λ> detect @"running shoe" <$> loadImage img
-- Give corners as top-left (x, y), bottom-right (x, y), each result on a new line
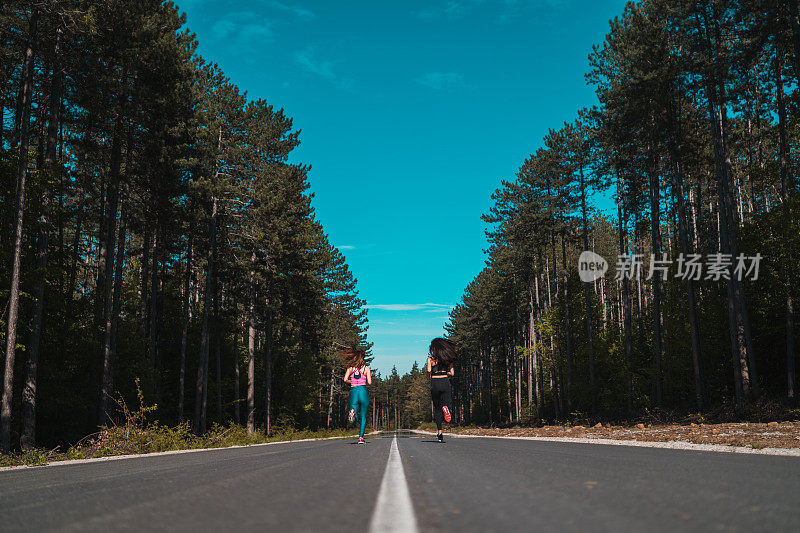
top-left (437, 433), bottom-right (444, 443)
top-left (442, 405), bottom-right (451, 423)
top-left (348, 408), bottom-right (355, 424)
top-left (358, 437), bottom-right (366, 444)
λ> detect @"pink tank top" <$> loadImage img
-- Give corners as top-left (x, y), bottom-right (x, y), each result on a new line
top-left (350, 366), bottom-right (367, 386)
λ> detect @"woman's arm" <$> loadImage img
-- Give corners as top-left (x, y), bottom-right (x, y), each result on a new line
top-left (448, 364), bottom-right (455, 377)
top-left (366, 366), bottom-right (372, 385)
top-left (426, 357), bottom-right (432, 374)
top-left (343, 367), bottom-right (352, 383)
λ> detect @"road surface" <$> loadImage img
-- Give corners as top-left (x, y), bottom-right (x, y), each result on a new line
top-left (1, 431), bottom-right (799, 532)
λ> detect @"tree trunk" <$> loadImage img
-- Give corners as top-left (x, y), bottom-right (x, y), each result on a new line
top-left (327, 367), bottom-right (335, 429)
top-left (1, 11), bottom-right (38, 453)
top-left (95, 122), bottom-right (124, 383)
top-left (156, 230), bottom-right (167, 387)
top-left (672, 125), bottom-right (706, 411)
top-left (709, 89), bottom-right (754, 399)
top-left (528, 286), bottom-right (535, 408)
top-left (776, 47), bottom-right (796, 401)
top-left (247, 255), bottom-right (256, 435)
top-left (194, 197), bottom-right (217, 434)
top-left (20, 203), bottom-right (47, 449)
top-left (178, 224), bottom-right (193, 423)
top-left (697, 6), bottom-right (758, 400)
top-left (140, 225), bottom-right (151, 335)
top-left (234, 300), bottom-right (241, 425)
top-left (690, 185), bottom-right (700, 253)
top-left (533, 272), bottom-right (543, 410)
top-left (0, 30), bottom-right (6, 146)
top-left (485, 341), bottom-right (493, 425)
top-left (264, 309), bottom-right (272, 435)
top-left (515, 325), bottom-right (522, 420)
top-left (789, 0), bottom-right (800, 82)
top-left (579, 162), bottom-right (596, 413)
top-left (148, 226), bottom-right (160, 370)
top-left (10, 66), bottom-right (25, 148)
top-left (20, 28), bottom-right (62, 449)
top-left (97, 93), bottom-right (128, 425)
top-left (543, 254), bottom-right (556, 417)
top-left (617, 168), bottom-right (634, 413)
top-left (214, 277), bottom-right (222, 423)
top-left (600, 273), bottom-right (607, 331)
top-left (560, 234), bottom-right (572, 412)
top-left (649, 144), bottom-right (664, 409)
top-left (99, 195), bottom-right (127, 425)
top-left (504, 329), bottom-right (512, 423)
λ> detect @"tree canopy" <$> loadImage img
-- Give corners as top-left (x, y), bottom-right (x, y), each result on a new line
top-left (446, 0), bottom-right (800, 425)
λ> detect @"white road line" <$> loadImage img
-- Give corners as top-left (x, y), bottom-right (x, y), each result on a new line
top-left (369, 435), bottom-right (419, 533)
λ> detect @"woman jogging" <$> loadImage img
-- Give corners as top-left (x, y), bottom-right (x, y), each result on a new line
top-left (341, 344), bottom-right (371, 444)
top-left (427, 337), bottom-right (458, 443)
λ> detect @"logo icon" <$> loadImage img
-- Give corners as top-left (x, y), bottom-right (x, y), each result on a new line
top-left (578, 251), bottom-right (608, 282)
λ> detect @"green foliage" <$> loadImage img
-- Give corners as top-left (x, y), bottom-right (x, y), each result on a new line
top-left (0, 411), bottom-right (357, 469)
top-left (0, 0), bottom-right (368, 452)
top-left (446, 0), bottom-right (800, 425)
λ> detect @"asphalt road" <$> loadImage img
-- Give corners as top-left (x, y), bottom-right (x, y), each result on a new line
top-left (2, 431), bottom-right (799, 532)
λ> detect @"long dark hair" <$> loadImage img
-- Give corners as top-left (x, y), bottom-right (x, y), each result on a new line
top-left (338, 343), bottom-right (366, 369)
top-left (429, 337), bottom-right (459, 366)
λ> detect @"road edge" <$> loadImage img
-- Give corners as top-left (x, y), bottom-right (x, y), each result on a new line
top-left (0, 432), bottom-right (369, 472)
top-left (410, 430), bottom-right (800, 457)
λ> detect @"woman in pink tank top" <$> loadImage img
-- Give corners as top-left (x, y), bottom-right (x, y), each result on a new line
top-left (341, 344), bottom-right (371, 444)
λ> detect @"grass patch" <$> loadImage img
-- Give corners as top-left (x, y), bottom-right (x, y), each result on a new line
top-left (0, 423), bottom-right (357, 468)
top-left (1, 381), bottom-right (356, 468)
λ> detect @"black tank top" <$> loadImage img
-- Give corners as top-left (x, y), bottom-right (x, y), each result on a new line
top-left (431, 360), bottom-right (449, 376)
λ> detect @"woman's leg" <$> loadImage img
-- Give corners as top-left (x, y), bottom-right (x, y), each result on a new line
top-left (441, 380), bottom-right (453, 421)
top-left (348, 387), bottom-right (358, 412)
top-left (431, 384), bottom-right (443, 432)
top-left (358, 388), bottom-right (370, 438)
top-left (441, 379), bottom-right (453, 424)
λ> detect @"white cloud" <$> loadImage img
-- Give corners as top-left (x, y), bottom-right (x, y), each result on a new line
top-left (415, 72), bottom-right (466, 90)
top-left (336, 245), bottom-right (356, 250)
top-left (211, 12), bottom-right (273, 43)
top-left (211, 19), bottom-right (235, 39)
top-left (417, 0), bottom-right (483, 20)
top-left (267, 1), bottom-right (316, 19)
top-left (367, 304), bottom-right (427, 311)
top-left (294, 46), bottom-right (354, 89)
top-left (415, 0), bottom-right (571, 24)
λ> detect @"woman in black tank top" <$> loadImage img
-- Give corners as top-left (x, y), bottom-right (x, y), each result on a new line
top-left (430, 360), bottom-right (449, 376)
top-left (426, 338), bottom-right (459, 443)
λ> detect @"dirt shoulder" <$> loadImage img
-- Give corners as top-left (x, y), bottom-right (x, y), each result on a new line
top-left (434, 421), bottom-right (800, 449)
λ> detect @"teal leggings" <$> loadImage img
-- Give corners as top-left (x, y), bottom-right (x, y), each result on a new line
top-left (349, 385), bottom-right (370, 438)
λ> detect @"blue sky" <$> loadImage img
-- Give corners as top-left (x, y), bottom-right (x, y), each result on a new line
top-left (178, 0), bottom-right (627, 375)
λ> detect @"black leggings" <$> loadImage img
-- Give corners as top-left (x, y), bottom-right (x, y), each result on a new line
top-left (431, 377), bottom-right (452, 431)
